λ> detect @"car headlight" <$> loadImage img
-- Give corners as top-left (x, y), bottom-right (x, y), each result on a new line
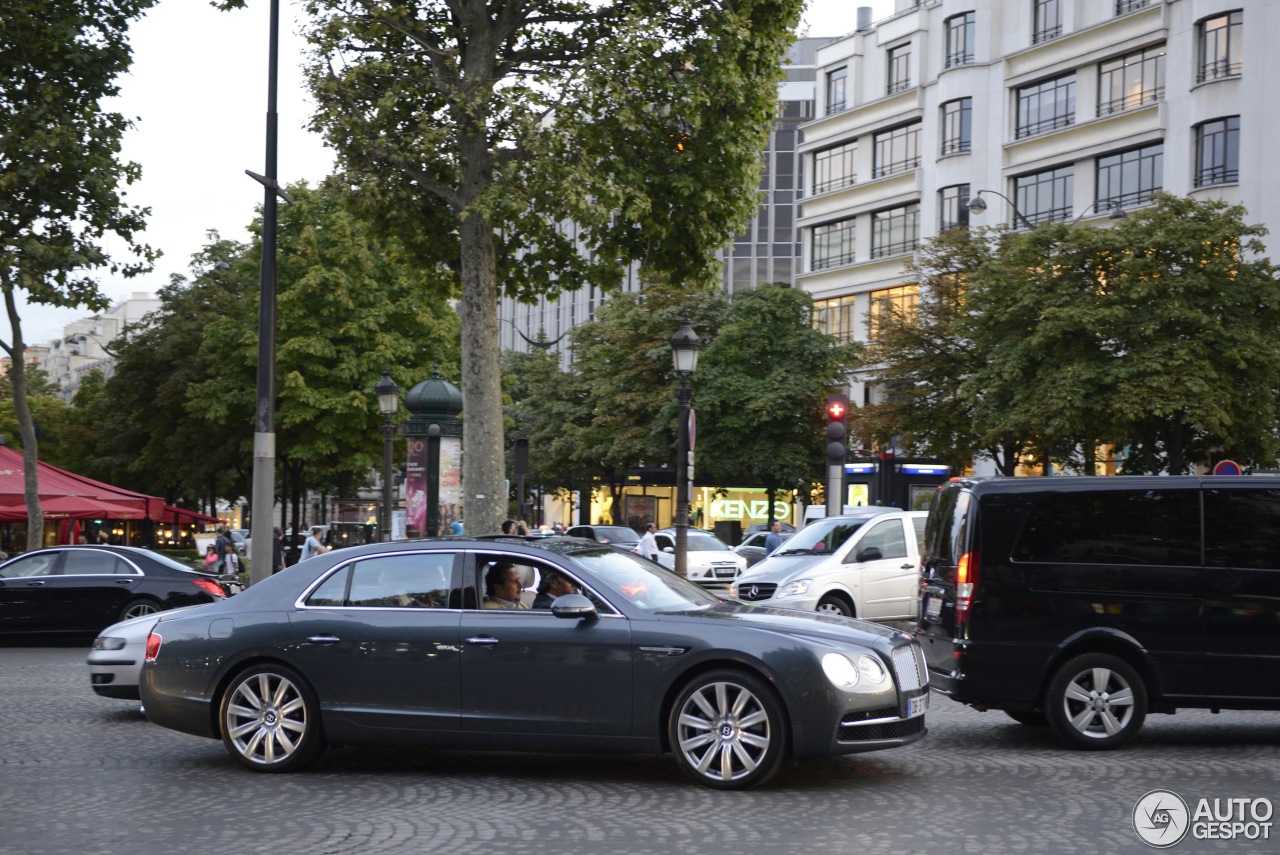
top-left (777, 578), bottom-right (812, 598)
top-left (858, 654), bottom-right (888, 684)
top-left (822, 653), bottom-right (859, 690)
top-left (92, 637), bottom-right (127, 651)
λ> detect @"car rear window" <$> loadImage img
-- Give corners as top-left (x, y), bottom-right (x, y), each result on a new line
top-left (923, 485), bottom-right (968, 568)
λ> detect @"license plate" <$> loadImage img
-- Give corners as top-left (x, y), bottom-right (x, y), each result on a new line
top-left (713, 567), bottom-right (737, 577)
top-left (925, 596), bottom-right (942, 619)
top-left (907, 693), bottom-right (929, 718)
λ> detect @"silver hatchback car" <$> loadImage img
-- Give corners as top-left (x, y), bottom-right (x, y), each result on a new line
top-left (729, 510), bottom-right (927, 622)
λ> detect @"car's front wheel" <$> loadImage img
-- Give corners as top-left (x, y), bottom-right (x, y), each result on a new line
top-left (815, 595), bottom-right (852, 617)
top-left (1045, 653), bottom-right (1147, 750)
top-left (219, 663), bottom-right (324, 772)
top-left (668, 669), bottom-right (787, 789)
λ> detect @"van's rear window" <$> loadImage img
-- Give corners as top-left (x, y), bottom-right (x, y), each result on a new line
top-left (1011, 490), bottom-right (1200, 566)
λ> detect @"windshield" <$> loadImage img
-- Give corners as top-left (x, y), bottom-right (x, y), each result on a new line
top-left (569, 549), bottom-right (722, 612)
top-left (685, 533), bottom-right (732, 552)
top-left (776, 517), bottom-right (877, 557)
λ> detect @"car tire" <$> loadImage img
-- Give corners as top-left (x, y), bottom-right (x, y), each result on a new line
top-left (1045, 653), bottom-right (1147, 750)
top-left (815, 595), bottom-right (852, 618)
top-left (219, 663), bottom-right (324, 772)
top-left (1003, 709), bottom-right (1048, 727)
top-left (668, 669), bottom-right (788, 790)
top-left (119, 598), bottom-right (162, 622)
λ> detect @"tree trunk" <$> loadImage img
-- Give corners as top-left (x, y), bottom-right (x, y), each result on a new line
top-left (3, 288), bottom-right (42, 549)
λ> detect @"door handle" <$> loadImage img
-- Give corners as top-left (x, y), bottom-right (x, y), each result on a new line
top-left (465, 636), bottom-right (499, 647)
top-left (115, 579), bottom-right (134, 585)
top-left (306, 635), bottom-right (341, 645)
top-left (901, 564), bottom-right (915, 570)
top-left (25, 581), bottom-right (47, 586)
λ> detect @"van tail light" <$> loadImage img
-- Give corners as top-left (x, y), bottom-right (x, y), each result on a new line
top-left (145, 631), bottom-right (163, 663)
top-left (955, 551), bottom-right (979, 625)
top-left (192, 576), bottom-right (227, 598)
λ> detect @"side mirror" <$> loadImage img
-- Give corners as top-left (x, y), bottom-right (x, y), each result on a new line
top-left (662, 545), bottom-right (675, 554)
top-left (550, 593), bottom-right (598, 621)
top-left (857, 546), bottom-right (884, 563)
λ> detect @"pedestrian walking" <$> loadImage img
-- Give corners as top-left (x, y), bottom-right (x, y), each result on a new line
top-left (637, 523), bottom-right (659, 561)
top-left (299, 525), bottom-right (329, 562)
top-left (764, 520), bottom-right (784, 555)
top-left (272, 527), bottom-right (286, 574)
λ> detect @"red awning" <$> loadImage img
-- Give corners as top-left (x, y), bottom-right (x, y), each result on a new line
top-left (0, 495), bottom-right (148, 521)
top-left (162, 505), bottom-right (221, 526)
top-left (0, 446), bottom-right (165, 521)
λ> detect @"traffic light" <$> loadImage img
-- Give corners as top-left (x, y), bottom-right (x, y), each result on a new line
top-left (825, 395), bottom-right (848, 467)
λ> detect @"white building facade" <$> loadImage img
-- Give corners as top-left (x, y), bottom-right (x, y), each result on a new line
top-left (798, 0), bottom-right (1274, 411)
top-left (39, 292), bottom-right (160, 400)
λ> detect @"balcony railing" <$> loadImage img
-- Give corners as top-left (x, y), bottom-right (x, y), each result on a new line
top-left (1194, 165), bottom-right (1238, 187)
top-left (1015, 113), bottom-right (1075, 139)
top-left (1097, 86), bottom-right (1163, 117)
top-left (1115, 0), bottom-right (1149, 15)
top-left (1032, 24), bottom-right (1063, 45)
top-left (1196, 58), bottom-right (1241, 84)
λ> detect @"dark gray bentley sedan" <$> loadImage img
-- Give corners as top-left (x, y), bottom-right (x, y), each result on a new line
top-left (140, 536), bottom-right (928, 789)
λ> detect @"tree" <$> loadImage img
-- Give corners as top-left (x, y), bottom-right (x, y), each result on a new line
top-left (285, 0), bottom-right (804, 536)
top-left (1, 0), bottom-right (158, 545)
top-left (695, 284), bottom-right (861, 518)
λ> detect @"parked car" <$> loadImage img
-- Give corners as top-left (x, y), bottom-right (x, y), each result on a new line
top-left (563, 525), bottom-right (641, 550)
top-left (652, 529), bottom-right (748, 590)
top-left (729, 509), bottom-right (927, 621)
top-left (743, 521), bottom-right (797, 537)
top-left (919, 475), bottom-right (1280, 750)
top-left (89, 608), bottom-right (193, 701)
top-left (733, 529), bottom-right (794, 567)
top-left (0, 546), bottom-right (238, 639)
top-left (139, 537), bottom-right (929, 789)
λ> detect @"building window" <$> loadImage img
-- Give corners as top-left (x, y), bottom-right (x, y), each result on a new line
top-left (1015, 166), bottom-right (1073, 226)
top-left (1096, 143), bottom-right (1162, 211)
top-left (887, 44), bottom-right (912, 95)
top-left (1115, 0), bottom-right (1149, 15)
top-left (868, 285), bottom-right (919, 340)
top-left (939, 184), bottom-right (971, 231)
top-left (1198, 12), bottom-right (1242, 83)
top-left (827, 66), bottom-right (848, 114)
top-left (813, 295), bottom-right (859, 343)
top-left (1033, 0), bottom-right (1062, 44)
top-left (940, 98), bottom-right (972, 155)
top-left (812, 218), bottom-right (857, 271)
top-left (1016, 74), bottom-right (1075, 139)
top-left (1195, 117), bottom-right (1239, 187)
top-left (872, 123), bottom-right (921, 179)
top-left (870, 203), bottom-right (920, 259)
top-left (945, 12), bottom-right (975, 68)
top-left (813, 142), bottom-right (857, 195)
top-left (1098, 46), bottom-right (1165, 116)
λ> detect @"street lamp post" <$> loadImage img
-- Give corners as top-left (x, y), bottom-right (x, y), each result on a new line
top-left (669, 316), bottom-right (700, 580)
top-left (968, 190), bottom-right (1126, 229)
top-left (375, 369), bottom-right (400, 542)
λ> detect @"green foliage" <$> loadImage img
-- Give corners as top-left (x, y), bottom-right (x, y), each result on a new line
top-left (294, 0), bottom-right (804, 535)
top-left (872, 194), bottom-right (1280, 475)
top-left (695, 284), bottom-right (861, 495)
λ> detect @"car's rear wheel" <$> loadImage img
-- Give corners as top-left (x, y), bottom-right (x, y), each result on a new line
top-left (1045, 653), bottom-right (1147, 750)
top-left (816, 595), bottom-right (852, 618)
top-left (219, 663), bottom-right (324, 772)
top-left (119, 598), bottom-right (161, 622)
top-left (668, 669), bottom-right (787, 789)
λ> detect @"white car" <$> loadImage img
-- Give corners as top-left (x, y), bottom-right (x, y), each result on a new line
top-left (729, 509), bottom-right (927, 621)
top-left (652, 529), bottom-right (747, 591)
top-left (88, 607), bottom-right (195, 702)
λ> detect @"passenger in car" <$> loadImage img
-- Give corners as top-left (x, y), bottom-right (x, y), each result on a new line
top-left (482, 562), bottom-right (528, 609)
top-left (531, 569), bottom-right (577, 609)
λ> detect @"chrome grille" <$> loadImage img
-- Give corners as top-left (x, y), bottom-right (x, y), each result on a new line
top-left (892, 643), bottom-right (927, 692)
top-left (734, 582), bottom-right (777, 601)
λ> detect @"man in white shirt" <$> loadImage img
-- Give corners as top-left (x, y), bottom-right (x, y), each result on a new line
top-left (637, 523), bottom-right (659, 561)
top-left (299, 526), bottom-right (328, 562)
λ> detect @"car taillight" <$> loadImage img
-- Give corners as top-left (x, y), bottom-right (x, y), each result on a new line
top-left (192, 576), bottom-right (226, 598)
top-left (145, 631), bottom-right (162, 662)
top-left (955, 551), bottom-right (979, 624)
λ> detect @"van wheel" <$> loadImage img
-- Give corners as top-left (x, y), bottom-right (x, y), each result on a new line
top-left (1045, 653), bottom-right (1147, 750)
top-left (816, 595), bottom-right (852, 618)
top-left (1004, 709), bottom-right (1048, 727)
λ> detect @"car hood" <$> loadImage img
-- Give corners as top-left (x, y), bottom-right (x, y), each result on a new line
top-left (734, 553), bottom-right (829, 583)
top-left (660, 601), bottom-right (905, 648)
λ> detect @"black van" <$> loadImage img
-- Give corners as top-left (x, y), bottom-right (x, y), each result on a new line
top-left (918, 476), bottom-right (1280, 749)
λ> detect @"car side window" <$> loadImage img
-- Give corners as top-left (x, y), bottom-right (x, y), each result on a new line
top-left (347, 554), bottom-right (454, 608)
top-left (655, 534), bottom-right (674, 552)
top-left (0, 553), bottom-right (58, 578)
top-left (63, 551), bottom-right (131, 576)
top-left (853, 519), bottom-right (908, 562)
top-left (469, 553), bottom-right (619, 616)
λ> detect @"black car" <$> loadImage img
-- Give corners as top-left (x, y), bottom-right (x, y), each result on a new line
top-left (920, 476), bottom-right (1280, 750)
top-left (140, 536), bottom-right (929, 789)
top-left (563, 525), bottom-right (641, 550)
top-left (0, 545), bottom-right (237, 638)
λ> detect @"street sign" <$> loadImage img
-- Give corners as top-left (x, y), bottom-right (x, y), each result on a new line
top-left (1213, 459), bottom-right (1242, 476)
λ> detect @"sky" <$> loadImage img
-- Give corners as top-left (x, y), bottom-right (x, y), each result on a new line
top-left (19, 0), bottom-right (895, 344)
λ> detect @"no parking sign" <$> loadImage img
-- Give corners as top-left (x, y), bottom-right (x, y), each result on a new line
top-left (1213, 459), bottom-right (1242, 476)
